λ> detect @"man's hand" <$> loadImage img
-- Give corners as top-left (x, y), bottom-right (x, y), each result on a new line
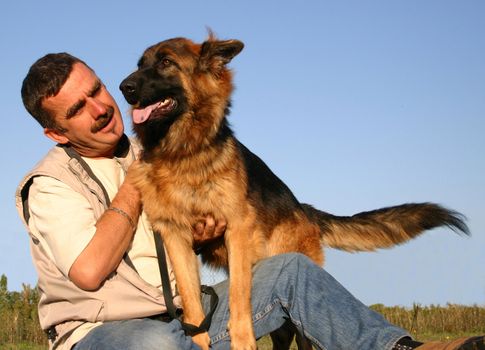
top-left (193, 215), bottom-right (226, 252)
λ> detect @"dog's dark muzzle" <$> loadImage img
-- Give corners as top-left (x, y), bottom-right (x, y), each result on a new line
top-left (119, 75), bottom-right (140, 105)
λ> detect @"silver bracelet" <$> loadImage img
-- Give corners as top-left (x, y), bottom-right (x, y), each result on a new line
top-left (107, 207), bottom-right (136, 230)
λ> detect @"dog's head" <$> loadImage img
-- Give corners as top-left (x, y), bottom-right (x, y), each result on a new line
top-left (120, 35), bottom-right (244, 157)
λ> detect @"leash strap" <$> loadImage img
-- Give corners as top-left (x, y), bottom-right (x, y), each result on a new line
top-left (153, 230), bottom-right (219, 336)
top-left (153, 230), bottom-right (180, 319)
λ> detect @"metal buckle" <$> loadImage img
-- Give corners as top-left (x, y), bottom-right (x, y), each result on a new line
top-left (45, 326), bottom-right (58, 342)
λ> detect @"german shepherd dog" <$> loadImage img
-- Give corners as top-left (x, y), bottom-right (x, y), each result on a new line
top-left (120, 34), bottom-right (468, 350)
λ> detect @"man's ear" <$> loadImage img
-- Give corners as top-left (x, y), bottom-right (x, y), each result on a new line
top-left (44, 128), bottom-right (69, 144)
top-left (199, 39), bottom-right (244, 72)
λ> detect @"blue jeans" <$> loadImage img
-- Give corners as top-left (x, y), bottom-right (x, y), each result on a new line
top-left (72, 253), bottom-right (408, 350)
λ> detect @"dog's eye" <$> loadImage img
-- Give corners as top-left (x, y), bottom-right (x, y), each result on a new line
top-left (161, 58), bottom-right (172, 67)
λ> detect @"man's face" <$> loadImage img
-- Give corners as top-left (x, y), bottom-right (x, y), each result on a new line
top-left (42, 62), bottom-right (124, 158)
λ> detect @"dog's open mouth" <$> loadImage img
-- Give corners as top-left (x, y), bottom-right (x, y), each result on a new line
top-left (132, 98), bottom-right (178, 124)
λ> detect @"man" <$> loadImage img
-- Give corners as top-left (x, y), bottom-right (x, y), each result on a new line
top-left (16, 52), bottom-right (484, 350)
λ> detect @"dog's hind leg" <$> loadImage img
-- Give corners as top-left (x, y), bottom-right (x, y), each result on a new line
top-left (270, 321), bottom-right (313, 350)
top-left (295, 330), bottom-right (313, 350)
top-left (270, 322), bottom-right (293, 350)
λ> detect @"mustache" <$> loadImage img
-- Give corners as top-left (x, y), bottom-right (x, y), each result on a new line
top-left (91, 106), bottom-right (115, 133)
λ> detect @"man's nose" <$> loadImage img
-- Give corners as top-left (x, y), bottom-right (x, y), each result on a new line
top-left (87, 97), bottom-right (107, 117)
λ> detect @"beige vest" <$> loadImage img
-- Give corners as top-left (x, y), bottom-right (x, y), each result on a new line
top-left (15, 136), bottom-right (171, 348)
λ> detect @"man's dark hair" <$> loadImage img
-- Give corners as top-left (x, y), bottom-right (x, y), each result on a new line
top-left (21, 52), bottom-right (88, 130)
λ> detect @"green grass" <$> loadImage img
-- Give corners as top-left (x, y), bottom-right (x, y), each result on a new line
top-left (0, 344), bottom-right (47, 350)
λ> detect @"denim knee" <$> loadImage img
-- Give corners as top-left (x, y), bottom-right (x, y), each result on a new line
top-left (254, 252), bottom-right (316, 276)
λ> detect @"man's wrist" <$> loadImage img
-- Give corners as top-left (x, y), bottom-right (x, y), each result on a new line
top-left (107, 206), bottom-right (136, 230)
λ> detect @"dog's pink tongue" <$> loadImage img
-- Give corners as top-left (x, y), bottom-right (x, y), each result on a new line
top-left (132, 104), bottom-right (157, 124)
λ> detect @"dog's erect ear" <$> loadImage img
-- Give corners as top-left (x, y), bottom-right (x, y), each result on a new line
top-left (199, 39), bottom-right (244, 72)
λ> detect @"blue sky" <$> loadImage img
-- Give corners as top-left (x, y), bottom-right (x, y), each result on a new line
top-left (1, 0), bottom-right (484, 307)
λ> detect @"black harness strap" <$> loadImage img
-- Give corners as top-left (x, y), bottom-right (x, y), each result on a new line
top-left (153, 230), bottom-right (180, 319)
top-left (153, 230), bottom-right (219, 336)
top-left (63, 146), bottom-right (112, 207)
top-left (62, 134), bottom-right (131, 208)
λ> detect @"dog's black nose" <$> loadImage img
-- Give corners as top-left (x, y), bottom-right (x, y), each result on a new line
top-left (119, 78), bottom-right (139, 105)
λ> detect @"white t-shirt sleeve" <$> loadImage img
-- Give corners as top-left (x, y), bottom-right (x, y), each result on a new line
top-left (28, 176), bottom-right (98, 277)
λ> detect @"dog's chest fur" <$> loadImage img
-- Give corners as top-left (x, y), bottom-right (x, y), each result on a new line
top-left (133, 138), bottom-right (250, 230)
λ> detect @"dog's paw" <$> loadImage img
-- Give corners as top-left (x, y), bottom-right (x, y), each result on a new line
top-left (230, 338), bottom-right (257, 350)
top-left (229, 329), bottom-right (257, 350)
top-left (228, 316), bottom-right (257, 350)
top-left (192, 332), bottom-right (211, 350)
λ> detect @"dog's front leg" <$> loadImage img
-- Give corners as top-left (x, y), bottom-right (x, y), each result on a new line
top-left (161, 227), bottom-right (211, 350)
top-left (225, 215), bottom-right (258, 350)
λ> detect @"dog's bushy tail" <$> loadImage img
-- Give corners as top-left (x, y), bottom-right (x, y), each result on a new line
top-left (301, 202), bottom-right (469, 252)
